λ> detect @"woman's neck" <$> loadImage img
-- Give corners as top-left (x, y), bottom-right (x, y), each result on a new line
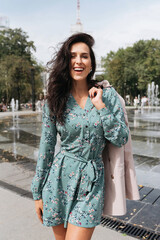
top-left (71, 80), bottom-right (88, 98)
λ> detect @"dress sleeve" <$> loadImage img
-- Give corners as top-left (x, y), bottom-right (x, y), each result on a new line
top-left (97, 87), bottom-right (129, 147)
top-left (31, 103), bottom-right (57, 200)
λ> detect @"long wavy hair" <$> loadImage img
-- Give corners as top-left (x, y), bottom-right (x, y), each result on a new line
top-left (47, 33), bottom-right (97, 124)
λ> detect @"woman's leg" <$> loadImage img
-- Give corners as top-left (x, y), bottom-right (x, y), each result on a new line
top-left (65, 223), bottom-right (95, 240)
top-left (52, 223), bottom-right (67, 240)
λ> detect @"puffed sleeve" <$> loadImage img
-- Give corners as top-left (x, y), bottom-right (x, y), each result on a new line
top-left (31, 103), bottom-right (57, 200)
top-left (97, 87), bottom-right (129, 147)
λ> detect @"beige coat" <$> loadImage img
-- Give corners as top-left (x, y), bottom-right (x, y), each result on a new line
top-left (99, 81), bottom-right (140, 216)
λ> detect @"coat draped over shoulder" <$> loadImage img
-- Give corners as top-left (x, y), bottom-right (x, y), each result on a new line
top-left (102, 91), bottom-right (140, 216)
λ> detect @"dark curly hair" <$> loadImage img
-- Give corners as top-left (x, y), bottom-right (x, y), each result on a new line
top-left (47, 32), bottom-right (97, 124)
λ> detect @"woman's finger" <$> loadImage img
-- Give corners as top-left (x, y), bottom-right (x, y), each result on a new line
top-left (89, 87), bottom-right (98, 98)
top-left (35, 199), bottom-right (43, 224)
top-left (36, 208), bottom-right (43, 224)
top-left (89, 87), bottom-right (103, 99)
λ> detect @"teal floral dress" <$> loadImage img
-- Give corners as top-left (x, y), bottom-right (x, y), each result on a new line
top-left (31, 87), bottom-right (129, 228)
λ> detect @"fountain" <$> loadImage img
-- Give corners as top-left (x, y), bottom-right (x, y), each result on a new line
top-left (15, 100), bottom-right (18, 111)
top-left (147, 84), bottom-right (151, 106)
top-left (10, 98), bottom-right (19, 130)
top-left (151, 82), bottom-right (155, 106)
top-left (147, 82), bottom-right (159, 107)
top-left (9, 98), bottom-right (20, 159)
top-left (155, 84), bottom-right (159, 107)
top-left (10, 98), bottom-right (16, 130)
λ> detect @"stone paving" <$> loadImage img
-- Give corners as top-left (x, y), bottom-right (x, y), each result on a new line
top-left (1, 187), bottom-right (138, 240)
top-left (0, 109), bottom-right (160, 239)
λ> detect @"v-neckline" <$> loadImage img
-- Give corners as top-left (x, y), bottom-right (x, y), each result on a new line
top-left (70, 93), bottom-right (89, 110)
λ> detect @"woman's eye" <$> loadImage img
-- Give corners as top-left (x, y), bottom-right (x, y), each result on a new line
top-left (70, 54), bottom-right (88, 59)
top-left (82, 55), bottom-right (88, 59)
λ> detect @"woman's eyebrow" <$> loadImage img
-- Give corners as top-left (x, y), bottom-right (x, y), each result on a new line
top-left (70, 52), bottom-right (89, 54)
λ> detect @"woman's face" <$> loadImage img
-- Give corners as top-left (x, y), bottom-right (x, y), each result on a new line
top-left (70, 42), bottom-right (92, 82)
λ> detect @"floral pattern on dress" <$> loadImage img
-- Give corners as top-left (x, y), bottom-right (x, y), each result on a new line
top-left (31, 87), bottom-right (129, 228)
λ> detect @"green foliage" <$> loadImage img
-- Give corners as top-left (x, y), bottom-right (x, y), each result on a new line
top-left (0, 28), bottom-right (35, 60)
top-left (0, 28), bottom-right (44, 106)
top-left (102, 39), bottom-right (160, 100)
top-left (95, 74), bottom-right (105, 82)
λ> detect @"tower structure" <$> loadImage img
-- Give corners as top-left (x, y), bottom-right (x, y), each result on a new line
top-left (76, 0), bottom-right (81, 25)
top-left (71, 0), bottom-right (83, 34)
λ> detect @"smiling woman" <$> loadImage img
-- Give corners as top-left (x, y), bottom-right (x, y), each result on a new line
top-left (30, 33), bottom-right (135, 240)
top-left (46, 33), bottom-right (96, 125)
top-left (70, 42), bottom-right (92, 83)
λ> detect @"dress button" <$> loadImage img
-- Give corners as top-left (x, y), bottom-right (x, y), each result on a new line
top-left (111, 174), bottom-right (114, 179)
top-left (86, 125), bottom-right (88, 128)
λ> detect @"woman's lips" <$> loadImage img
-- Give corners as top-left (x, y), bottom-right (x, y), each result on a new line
top-left (73, 67), bottom-right (84, 72)
top-left (73, 67), bottom-right (84, 74)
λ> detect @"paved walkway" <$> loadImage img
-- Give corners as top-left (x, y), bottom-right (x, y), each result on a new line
top-left (0, 186), bottom-right (136, 240)
top-left (0, 110), bottom-right (137, 239)
top-left (0, 109), bottom-right (160, 239)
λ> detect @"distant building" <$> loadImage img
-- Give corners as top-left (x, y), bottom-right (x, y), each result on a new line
top-left (94, 59), bottom-right (105, 80)
top-left (0, 16), bottom-right (9, 30)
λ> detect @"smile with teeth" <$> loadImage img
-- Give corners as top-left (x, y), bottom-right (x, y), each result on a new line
top-left (73, 67), bottom-right (84, 72)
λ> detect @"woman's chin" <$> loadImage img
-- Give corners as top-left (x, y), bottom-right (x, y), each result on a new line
top-left (72, 76), bottom-right (87, 82)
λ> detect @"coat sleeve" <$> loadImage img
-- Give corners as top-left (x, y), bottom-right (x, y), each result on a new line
top-left (97, 87), bottom-right (129, 147)
top-left (31, 103), bottom-right (57, 200)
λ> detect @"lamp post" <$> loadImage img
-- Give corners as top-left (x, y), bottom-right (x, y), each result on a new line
top-left (31, 68), bottom-right (36, 111)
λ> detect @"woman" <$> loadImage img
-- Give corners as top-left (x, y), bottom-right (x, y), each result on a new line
top-left (31, 33), bottom-right (129, 240)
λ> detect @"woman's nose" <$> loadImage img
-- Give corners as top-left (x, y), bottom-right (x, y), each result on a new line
top-left (75, 56), bottom-right (82, 64)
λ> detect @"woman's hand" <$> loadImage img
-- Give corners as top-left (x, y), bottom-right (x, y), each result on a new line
top-left (35, 199), bottom-right (43, 224)
top-left (89, 87), bottom-right (106, 110)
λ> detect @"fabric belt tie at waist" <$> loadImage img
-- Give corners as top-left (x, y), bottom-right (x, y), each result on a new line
top-left (60, 150), bottom-right (99, 195)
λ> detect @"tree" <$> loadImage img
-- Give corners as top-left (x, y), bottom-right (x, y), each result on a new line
top-left (0, 28), bottom-right (35, 60)
top-left (0, 28), bottom-right (43, 107)
top-left (102, 39), bottom-right (160, 101)
top-left (123, 47), bottom-right (138, 99)
top-left (134, 39), bottom-right (160, 93)
top-left (102, 49), bottom-right (126, 97)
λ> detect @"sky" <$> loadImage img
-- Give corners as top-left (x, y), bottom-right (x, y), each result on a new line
top-left (1, 0), bottom-right (160, 65)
